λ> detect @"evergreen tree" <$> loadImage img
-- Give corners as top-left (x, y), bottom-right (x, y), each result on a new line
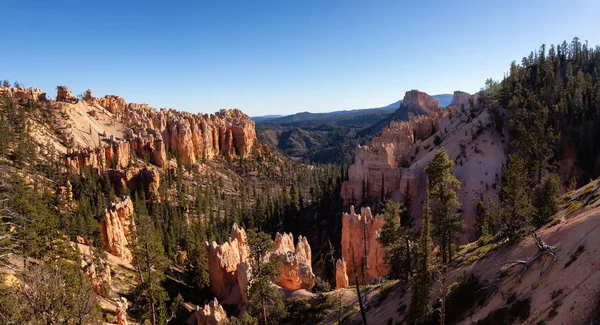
top-left (247, 229), bottom-right (286, 325)
top-left (497, 154), bottom-right (534, 241)
top-left (424, 148), bottom-right (463, 264)
top-left (408, 179), bottom-right (433, 325)
top-left (131, 195), bottom-right (169, 325)
top-left (532, 173), bottom-right (560, 227)
top-left (378, 199), bottom-right (412, 280)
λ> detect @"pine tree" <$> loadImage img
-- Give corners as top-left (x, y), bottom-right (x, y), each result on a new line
top-left (532, 173), bottom-right (560, 227)
top-left (247, 229), bottom-right (286, 325)
top-left (498, 154), bottom-right (534, 242)
top-left (424, 148), bottom-right (462, 264)
top-left (378, 199), bottom-right (412, 280)
top-left (408, 179), bottom-right (433, 325)
top-left (131, 194), bottom-right (169, 324)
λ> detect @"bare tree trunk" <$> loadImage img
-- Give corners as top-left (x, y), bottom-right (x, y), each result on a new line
top-left (362, 219), bottom-right (368, 285)
top-left (351, 245), bottom-right (368, 325)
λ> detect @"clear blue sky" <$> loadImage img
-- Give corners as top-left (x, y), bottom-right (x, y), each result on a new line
top-left (2, 0), bottom-right (599, 116)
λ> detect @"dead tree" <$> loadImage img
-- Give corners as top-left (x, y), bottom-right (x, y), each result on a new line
top-left (485, 230), bottom-right (558, 302)
top-left (351, 244), bottom-right (368, 325)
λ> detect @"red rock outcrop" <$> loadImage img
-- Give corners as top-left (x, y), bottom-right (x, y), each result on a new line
top-left (56, 86), bottom-right (75, 102)
top-left (80, 254), bottom-right (111, 295)
top-left (335, 259), bottom-right (349, 288)
top-left (270, 232), bottom-right (315, 290)
top-left (205, 225), bottom-right (316, 303)
top-left (89, 92), bottom-right (258, 166)
top-left (341, 206), bottom-right (387, 285)
top-left (341, 107), bottom-right (448, 204)
top-left (102, 197), bottom-right (135, 262)
top-left (125, 127), bottom-right (167, 168)
top-left (95, 95), bottom-right (127, 116)
top-left (66, 139), bottom-right (131, 173)
top-left (0, 87), bottom-right (47, 102)
top-left (399, 89), bottom-right (440, 114)
top-left (193, 298), bottom-right (228, 325)
top-left (205, 223), bottom-right (250, 304)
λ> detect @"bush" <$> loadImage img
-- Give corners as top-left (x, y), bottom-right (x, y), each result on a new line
top-left (312, 276), bottom-right (331, 293)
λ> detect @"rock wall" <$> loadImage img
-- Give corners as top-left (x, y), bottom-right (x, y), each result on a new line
top-left (0, 87), bottom-right (47, 102)
top-left (65, 139), bottom-right (131, 173)
top-left (80, 254), bottom-right (111, 295)
top-left (341, 106), bottom-right (448, 204)
top-left (89, 93), bottom-right (258, 166)
top-left (102, 197), bottom-right (135, 261)
top-left (341, 206), bottom-right (387, 285)
top-left (270, 232), bottom-right (315, 291)
top-left (343, 90), bottom-right (506, 244)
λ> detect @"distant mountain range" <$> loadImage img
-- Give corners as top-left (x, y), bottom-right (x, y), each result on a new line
top-left (252, 94), bottom-right (453, 125)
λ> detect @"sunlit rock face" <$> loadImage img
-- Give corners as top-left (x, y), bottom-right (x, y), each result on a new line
top-left (92, 92), bottom-right (258, 166)
top-left (0, 87), bottom-right (47, 102)
top-left (341, 102), bottom-right (447, 205)
top-left (205, 223), bottom-right (250, 304)
top-left (102, 197), bottom-right (135, 262)
top-left (341, 206), bottom-right (387, 285)
top-left (335, 259), bottom-right (349, 288)
top-left (400, 89), bottom-right (440, 115)
top-left (204, 225), bottom-right (316, 304)
top-left (270, 232), bottom-right (315, 291)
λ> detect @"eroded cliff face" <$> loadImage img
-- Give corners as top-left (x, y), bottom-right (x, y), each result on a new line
top-left (90, 92), bottom-right (258, 166)
top-left (0, 87), bottom-right (47, 102)
top-left (205, 224), bottom-right (251, 304)
top-left (61, 88), bottom-right (258, 204)
top-left (102, 197), bottom-right (135, 262)
top-left (341, 106), bottom-right (448, 203)
top-left (270, 232), bottom-right (315, 291)
top-left (450, 90), bottom-right (477, 111)
top-left (205, 225), bottom-right (316, 304)
top-left (341, 206), bottom-right (387, 285)
top-left (342, 90), bottom-right (507, 244)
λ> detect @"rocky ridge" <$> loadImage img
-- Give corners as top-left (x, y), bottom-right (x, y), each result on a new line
top-left (0, 87), bottom-right (47, 102)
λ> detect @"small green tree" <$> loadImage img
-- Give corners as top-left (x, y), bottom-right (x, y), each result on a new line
top-left (247, 229), bottom-right (286, 325)
top-left (498, 154), bottom-right (534, 241)
top-left (378, 199), bottom-right (412, 280)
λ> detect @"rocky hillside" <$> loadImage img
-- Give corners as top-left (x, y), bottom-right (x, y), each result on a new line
top-left (330, 179), bottom-right (600, 325)
top-left (342, 90), bottom-right (506, 243)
